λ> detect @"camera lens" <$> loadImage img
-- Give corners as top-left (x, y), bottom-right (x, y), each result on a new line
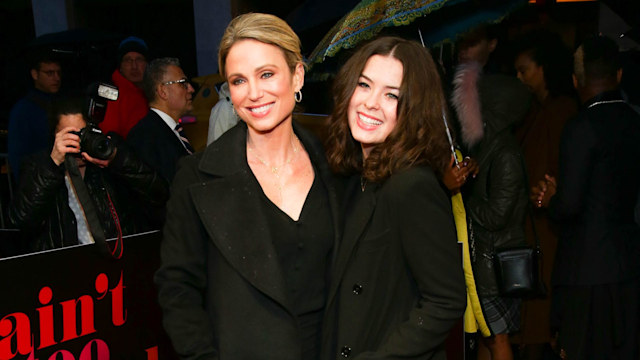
top-left (78, 125), bottom-right (115, 160)
top-left (86, 136), bottom-right (114, 160)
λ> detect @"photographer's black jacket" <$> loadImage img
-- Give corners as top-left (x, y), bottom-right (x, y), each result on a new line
top-left (9, 137), bottom-right (168, 252)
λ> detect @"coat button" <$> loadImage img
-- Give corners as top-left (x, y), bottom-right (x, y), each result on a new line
top-left (340, 346), bottom-right (352, 357)
top-left (352, 284), bottom-right (363, 295)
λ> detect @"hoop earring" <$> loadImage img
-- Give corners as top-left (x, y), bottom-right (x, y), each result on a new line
top-left (295, 90), bottom-right (302, 103)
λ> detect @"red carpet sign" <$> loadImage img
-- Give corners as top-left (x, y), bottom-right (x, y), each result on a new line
top-left (0, 231), bottom-right (178, 360)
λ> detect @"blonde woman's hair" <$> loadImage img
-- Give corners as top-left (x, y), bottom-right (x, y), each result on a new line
top-left (218, 13), bottom-right (303, 77)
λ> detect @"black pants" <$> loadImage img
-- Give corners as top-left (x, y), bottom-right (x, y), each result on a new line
top-left (551, 279), bottom-right (639, 360)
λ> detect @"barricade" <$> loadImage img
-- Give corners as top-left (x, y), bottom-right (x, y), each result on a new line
top-left (0, 231), bottom-right (178, 360)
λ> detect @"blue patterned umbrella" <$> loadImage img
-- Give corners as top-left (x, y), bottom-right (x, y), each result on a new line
top-left (308, 0), bottom-right (527, 66)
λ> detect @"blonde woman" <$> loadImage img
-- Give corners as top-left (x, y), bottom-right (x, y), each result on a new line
top-left (155, 13), bottom-right (340, 359)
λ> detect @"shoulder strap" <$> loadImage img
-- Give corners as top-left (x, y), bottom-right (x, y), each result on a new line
top-left (65, 156), bottom-right (123, 260)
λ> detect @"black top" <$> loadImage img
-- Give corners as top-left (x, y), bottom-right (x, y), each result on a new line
top-left (259, 167), bottom-right (334, 359)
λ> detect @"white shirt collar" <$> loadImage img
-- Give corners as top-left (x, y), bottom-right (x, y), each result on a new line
top-left (150, 108), bottom-right (178, 130)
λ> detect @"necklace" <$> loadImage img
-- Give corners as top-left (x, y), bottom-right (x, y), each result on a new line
top-left (360, 176), bottom-right (367, 192)
top-left (247, 133), bottom-right (299, 204)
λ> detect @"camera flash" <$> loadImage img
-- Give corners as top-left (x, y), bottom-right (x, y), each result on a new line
top-left (98, 84), bottom-right (119, 101)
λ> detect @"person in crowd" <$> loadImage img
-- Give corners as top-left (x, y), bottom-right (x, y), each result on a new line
top-left (99, 36), bottom-right (149, 138)
top-left (8, 51), bottom-right (61, 180)
top-left (127, 57), bottom-right (195, 183)
top-left (451, 25), bottom-right (531, 360)
top-left (533, 35), bottom-right (640, 360)
top-left (154, 13), bottom-right (340, 359)
top-left (206, 81), bottom-right (240, 144)
top-left (8, 96), bottom-right (168, 253)
top-left (322, 36), bottom-right (466, 360)
top-left (511, 29), bottom-right (578, 358)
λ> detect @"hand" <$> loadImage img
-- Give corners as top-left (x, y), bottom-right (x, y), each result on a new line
top-left (82, 150), bottom-right (116, 168)
top-left (82, 138), bottom-right (117, 168)
top-left (442, 155), bottom-right (472, 193)
top-left (531, 174), bottom-right (557, 208)
top-left (50, 126), bottom-right (82, 165)
top-left (462, 156), bottom-right (479, 178)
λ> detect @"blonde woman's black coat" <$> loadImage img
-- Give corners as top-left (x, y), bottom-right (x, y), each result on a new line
top-left (154, 122), bottom-right (341, 360)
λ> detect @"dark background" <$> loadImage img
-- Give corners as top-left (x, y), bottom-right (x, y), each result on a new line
top-left (1, 0), bottom-right (627, 128)
top-left (0, 0), bottom-right (638, 158)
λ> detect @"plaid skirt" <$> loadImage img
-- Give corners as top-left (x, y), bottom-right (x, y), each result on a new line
top-left (480, 296), bottom-right (521, 335)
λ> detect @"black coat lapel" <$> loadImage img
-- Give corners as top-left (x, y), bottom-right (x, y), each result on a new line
top-left (150, 112), bottom-right (190, 156)
top-left (189, 123), bottom-right (291, 311)
top-left (326, 176), bottom-right (376, 308)
top-left (190, 172), bottom-right (290, 311)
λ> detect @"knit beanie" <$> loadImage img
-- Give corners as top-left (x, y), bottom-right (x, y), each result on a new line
top-left (117, 36), bottom-right (148, 64)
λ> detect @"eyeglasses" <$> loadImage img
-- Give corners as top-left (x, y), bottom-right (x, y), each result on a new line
top-left (162, 78), bottom-right (189, 89)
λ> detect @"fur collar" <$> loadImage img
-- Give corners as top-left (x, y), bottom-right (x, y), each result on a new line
top-left (451, 62), bottom-right (484, 148)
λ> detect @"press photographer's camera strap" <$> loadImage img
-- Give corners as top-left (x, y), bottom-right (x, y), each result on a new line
top-left (65, 154), bottom-right (123, 260)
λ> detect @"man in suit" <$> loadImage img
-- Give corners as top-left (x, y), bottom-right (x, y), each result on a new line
top-left (127, 57), bottom-right (195, 183)
top-left (535, 35), bottom-right (640, 359)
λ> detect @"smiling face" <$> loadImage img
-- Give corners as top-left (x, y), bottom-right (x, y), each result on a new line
top-left (225, 39), bottom-right (303, 134)
top-left (347, 55), bottom-right (403, 158)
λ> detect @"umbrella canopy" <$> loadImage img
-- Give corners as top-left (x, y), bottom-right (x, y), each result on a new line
top-left (308, 0), bottom-right (455, 65)
top-left (308, 0), bottom-right (527, 66)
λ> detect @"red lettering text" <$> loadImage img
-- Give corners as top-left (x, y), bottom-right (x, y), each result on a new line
top-left (37, 287), bottom-right (56, 349)
top-left (0, 313), bottom-right (32, 358)
top-left (60, 296), bottom-right (96, 343)
top-left (110, 272), bottom-right (126, 327)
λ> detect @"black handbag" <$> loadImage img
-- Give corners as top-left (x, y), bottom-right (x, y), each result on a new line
top-left (493, 159), bottom-right (547, 298)
top-left (493, 244), bottom-right (544, 298)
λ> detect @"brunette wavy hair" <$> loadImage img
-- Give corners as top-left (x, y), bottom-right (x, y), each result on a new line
top-left (326, 36), bottom-right (451, 182)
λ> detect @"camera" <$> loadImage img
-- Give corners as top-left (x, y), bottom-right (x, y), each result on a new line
top-left (73, 83), bottom-right (119, 160)
top-left (71, 124), bottom-right (114, 160)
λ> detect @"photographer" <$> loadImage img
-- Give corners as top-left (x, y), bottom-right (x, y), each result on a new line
top-left (8, 96), bottom-right (168, 253)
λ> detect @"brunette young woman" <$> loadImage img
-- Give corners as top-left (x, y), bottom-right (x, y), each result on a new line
top-left (322, 36), bottom-right (466, 360)
top-left (154, 13), bottom-right (340, 360)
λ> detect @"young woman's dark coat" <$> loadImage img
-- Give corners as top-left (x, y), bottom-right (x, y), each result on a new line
top-left (322, 166), bottom-right (466, 360)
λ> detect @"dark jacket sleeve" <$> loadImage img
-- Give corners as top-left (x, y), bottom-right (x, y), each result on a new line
top-left (467, 149), bottom-right (525, 231)
top-left (548, 116), bottom-right (595, 221)
top-left (357, 169), bottom-right (466, 359)
top-left (9, 152), bottom-right (65, 230)
top-left (107, 134), bottom-right (169, 207)
top-left (154, 155), bottom-right (218, 360)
